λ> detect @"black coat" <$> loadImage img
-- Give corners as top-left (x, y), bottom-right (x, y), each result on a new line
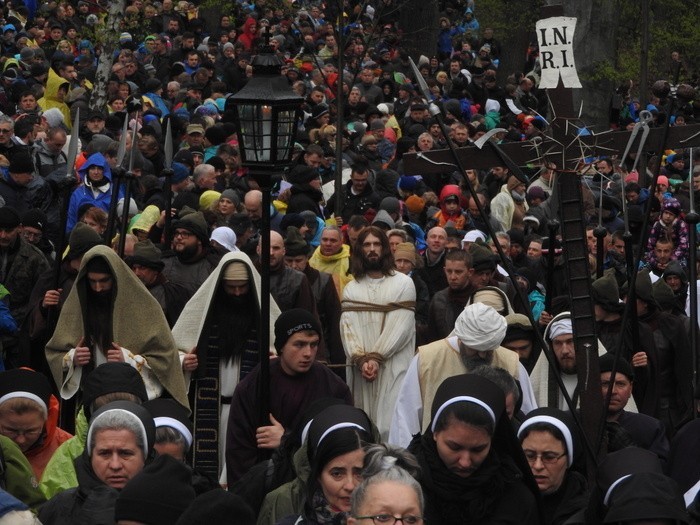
top-left (286, 184), bottom-right (324, 218)
top-left (38, 454), bottom-right (120, 525)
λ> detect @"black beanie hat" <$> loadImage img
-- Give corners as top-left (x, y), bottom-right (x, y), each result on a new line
top-left (81, 362), bottom-right (148, 418)
top-left (634, 268), bottom-right (656, 305)
top-left (288, 165), bottom-right (319, 185)
top-left (173, 211), bottom-right (209, 244)
top-left (175, 489), bottom-right (255, 525)
top-left (114, 454), bottom-right (196, 525)
top-left (0, 206), bottom-right (20, 228)
top-left (284, 226), bottom-right (309, 257)
top-left (9, 150), bottom-right (34, 174)
top-left (591, 271), bottom-right (624, 313)
top-left (469, 242), bottom-right (497, 271)
top-left (21, 209), bottom-right (47, 231)
top-left (129, 240), bottom-right (165, 271)
top-left (0, 368), bottom-right (53, 415)
top-left (66, 222), bottom-right (104, 260)
top-left (598, 352), bottom-right (635, 381)
top-left (280, 213), bottom-right (306, 232)
top-left (274, 308), bottom-right (322, 352)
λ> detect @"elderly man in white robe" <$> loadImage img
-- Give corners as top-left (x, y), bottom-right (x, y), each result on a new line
top-left (340, 226), bottom-right (416, 440)
top-left (388, 302), bottom-right (537, 447)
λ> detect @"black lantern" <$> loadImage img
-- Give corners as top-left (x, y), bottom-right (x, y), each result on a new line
top-left (229, 47), bottom-right (303, 172)
top-left (228, 40), bottom-right (303, 440)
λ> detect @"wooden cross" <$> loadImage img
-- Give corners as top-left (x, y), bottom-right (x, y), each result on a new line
top-left (402, 4), bottom-right (700, 465)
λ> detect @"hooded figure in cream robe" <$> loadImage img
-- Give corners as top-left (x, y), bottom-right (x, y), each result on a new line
top-left (45, 245), bottom-right (188, 410)
top-left (172, 251), bottom-right (280, 481)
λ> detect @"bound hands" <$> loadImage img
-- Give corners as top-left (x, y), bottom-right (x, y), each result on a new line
top-left (361, 359), bottom-right (379, 382)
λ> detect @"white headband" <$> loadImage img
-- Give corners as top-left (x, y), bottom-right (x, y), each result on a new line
top-left (317, 422), bottom-right (365, 448)
top-left (604, 474), bottom-right (632, 506)
top-left (154, 416), bottom-right (193, 448)
top-left (300, 419), bottom-right (314, 445)
top-left (431, 396), bottom-right (496, 433)
top-left (517, 415), bottom-right (574, 467)
top-left (87, 408), bottom-right (149, 457)
top-left (0, 392), bottom-right (48, 416)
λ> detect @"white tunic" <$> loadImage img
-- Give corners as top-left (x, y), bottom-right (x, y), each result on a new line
top-left (340, 272), bottom-right (416, 440)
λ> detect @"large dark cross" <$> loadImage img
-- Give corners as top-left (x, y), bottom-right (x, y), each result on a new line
top-left (402, 5), bottom-right (700, 465)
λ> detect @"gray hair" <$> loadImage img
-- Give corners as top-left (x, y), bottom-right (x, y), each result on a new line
top-left (87, 409), bottom-right (147, 457)
top-left (470, 365), bottom-right (521, 406)
top-left (193, 163), bottom-right (215, 182)
top-left (350, 444), bottom-right (423, 516)
top-left (387, 229), bottom-right (408, 242)
top-left (0, 115), bottom-right (14, 130)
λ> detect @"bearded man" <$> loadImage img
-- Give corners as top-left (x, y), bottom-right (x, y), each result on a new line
top-left (340, 226), bottom-right (416, 440)
top-left (45, 246), bottom-right (188, 408)
top-left (172, 251), bottom-right (280, 481)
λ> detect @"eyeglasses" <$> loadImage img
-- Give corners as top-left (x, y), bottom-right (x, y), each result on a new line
top-left (0, 128), bottom-right (12, 133)
top-left (174, 230), bottom-right (193, 238)
top-left (355, 516), bottom-right (424, 525)
top-left (21, 230), bottom-right (42, 241)
top-left (0, 425), bottom-right (43, 439)
top-left (523, 450), bottom-right (567, 465)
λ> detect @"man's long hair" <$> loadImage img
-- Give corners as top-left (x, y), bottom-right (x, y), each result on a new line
top-left (350, 226), bottom-right (395, 279)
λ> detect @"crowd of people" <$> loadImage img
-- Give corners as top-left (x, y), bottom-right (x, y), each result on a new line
top-left (0, 0), bottom-right (699, 523)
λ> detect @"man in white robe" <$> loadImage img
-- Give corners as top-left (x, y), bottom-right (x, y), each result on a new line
top-left (340, 226), bottom-right (416, 440)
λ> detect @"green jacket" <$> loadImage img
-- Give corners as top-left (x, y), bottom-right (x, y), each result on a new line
top-left (39, 408), bottom-right (88, 499)
top-left (257, 443), bottom-right (310, 525)
top-left (0, 435), bottom-right (45, 510)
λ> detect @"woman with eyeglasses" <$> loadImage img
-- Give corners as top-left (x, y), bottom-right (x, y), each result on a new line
top-left (517, 408), bottom-right (588, 525)
top-left (0, 368), bottom-right (72, 479)
top-left (408, 374), bottom-right (541, 525)
top-left (278, 404), bottom-right (375, 525)
top-left (347, 444), bottom-right (423, 525)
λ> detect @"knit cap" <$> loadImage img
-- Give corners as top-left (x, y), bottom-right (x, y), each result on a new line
top-left (284, 226), bottom-right (309, 257)
top-left (393, 242), bottom-right (416, 265)
top-left (274, 308), bottom-right (322, 352)
top-left (130, 240), bottom-right (164, 270)
top-left (173, 211), bottom-right (209, 243)
top-left (66, 222), bottom-right (104, 260)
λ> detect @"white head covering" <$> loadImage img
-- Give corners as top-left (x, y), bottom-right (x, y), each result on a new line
top-left (462, 229), bottom-right (486, 246)
top-left (453, 303), bottom-right (507, 351)
top-left (485, 99), bottom-right (501, 114)
top-left (549, 318), bottom-right (572, 340)
top-left (210, 226), bottom-right (238, 252)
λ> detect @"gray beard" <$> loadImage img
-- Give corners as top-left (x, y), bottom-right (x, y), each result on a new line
top-left (460, 351), bottom-right (494, 371)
